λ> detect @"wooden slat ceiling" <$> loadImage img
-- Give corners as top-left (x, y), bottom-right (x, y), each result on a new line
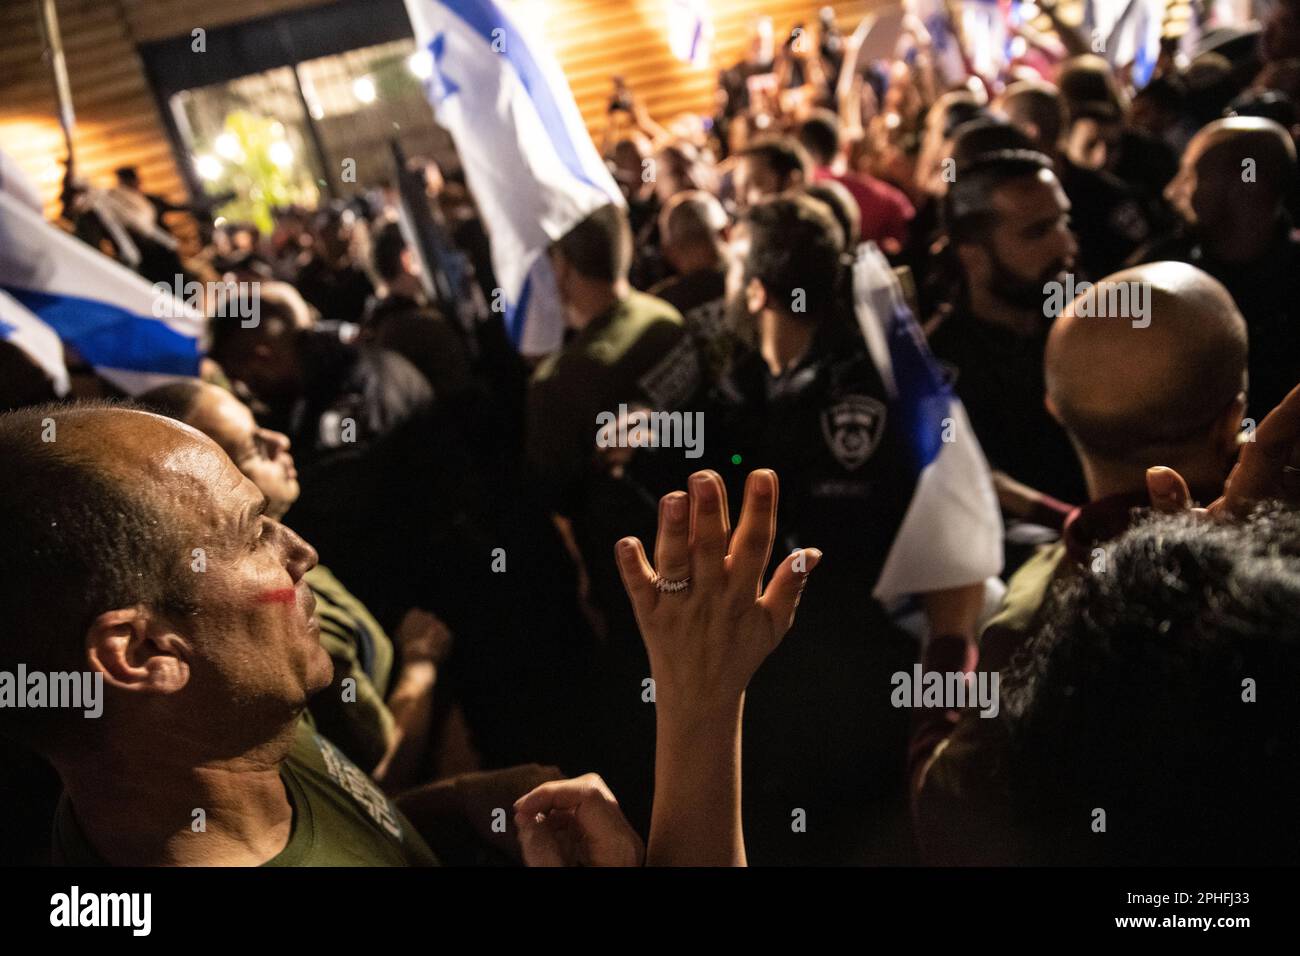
top-left (2, 0), bottom-right (877, 219)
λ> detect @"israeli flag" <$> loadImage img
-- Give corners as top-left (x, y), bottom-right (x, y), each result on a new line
top-left (852, 244), bottom-right (1003, 600)
top-left (909, 0), bottom-right (971, 86)
top-left (668, 0), bottom-right (713, 68)
top-left (0, 151), bottom-right (44, 214)
top-left (0, 288), bottom-right (70, 396)
top-left (404, 0), bottom-right (625, 357)
top-left (0, 187), bottom-right (203, 395)
top-left (1084, 0), bottom-right (1165, 88)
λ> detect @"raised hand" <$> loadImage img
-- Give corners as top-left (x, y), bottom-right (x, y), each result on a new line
top-left (614, 468), bottom-right (821, 711)
top-left (1148, 382), bottom-right (1300, 516)
top-left (613, 468), bottom-right (820, 866)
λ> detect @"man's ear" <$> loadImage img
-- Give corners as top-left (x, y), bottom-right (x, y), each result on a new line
top-left (1044, 390), bottom-right (1063, 426)
top-left (85, 607), bottom-right (192, 695)
top-left (745, 276), bottom-right (768, 315)
top-left (955, 241), bottom-right (986, 285)
top-left (1220, 390), bottom-right (1249, 457)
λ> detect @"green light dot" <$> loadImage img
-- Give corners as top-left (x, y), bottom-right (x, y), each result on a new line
top-left (730, 454), bottom-right (742, 465)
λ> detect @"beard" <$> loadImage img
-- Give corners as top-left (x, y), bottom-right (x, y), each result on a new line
top-left (987, 246), bottom-right (1069, 313)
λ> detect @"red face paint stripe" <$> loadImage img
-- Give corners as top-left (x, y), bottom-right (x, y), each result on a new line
top-left (256, 588), bottom-right (297, 605)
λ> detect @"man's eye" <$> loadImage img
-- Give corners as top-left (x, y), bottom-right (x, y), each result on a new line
top-left (251, 519), bottom-right (274, 549)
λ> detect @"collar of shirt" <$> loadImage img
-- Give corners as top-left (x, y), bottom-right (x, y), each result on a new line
top-left (1061, 484), bottom-right (1221, 566)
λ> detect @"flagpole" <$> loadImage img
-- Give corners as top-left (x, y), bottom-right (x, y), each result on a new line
top-left (36, 0), bottom-right (77, 163)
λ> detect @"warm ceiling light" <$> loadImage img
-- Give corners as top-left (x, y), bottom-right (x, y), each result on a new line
top-left (352, 76), bottom-right (377, 104)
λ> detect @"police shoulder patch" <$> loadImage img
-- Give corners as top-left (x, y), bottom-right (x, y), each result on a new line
top-left (820, 394), bottom-right (887, 471)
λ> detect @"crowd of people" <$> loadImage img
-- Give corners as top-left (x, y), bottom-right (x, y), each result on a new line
top-left (3, 1), bottom-right (1300, 867)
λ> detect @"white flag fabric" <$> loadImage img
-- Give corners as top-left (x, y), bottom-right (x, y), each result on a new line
top-left (0, 151), bottom-right (44, 214)
top-left (0, 288), bottom-right (70, 396)
top-left (0, 187), bottom-right (203, 395)
top-left (668, 0), bottom-right (714, 68)
top-left (1084, 0), bottom-right (1165, 88)
top-left (852, 243), bottom-right (1003, 600)
top-left (403, 0), bottom-right (625, 356)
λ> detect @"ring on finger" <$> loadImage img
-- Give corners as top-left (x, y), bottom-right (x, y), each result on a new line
top-left (654, 575), bottom-right (691, 594)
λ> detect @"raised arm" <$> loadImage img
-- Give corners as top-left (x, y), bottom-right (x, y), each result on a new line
top-left (615, 468), bottom-right (821, 866)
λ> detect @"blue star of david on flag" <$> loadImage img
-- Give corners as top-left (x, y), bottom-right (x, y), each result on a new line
top-left (425, 33), bottom-right (461, 105)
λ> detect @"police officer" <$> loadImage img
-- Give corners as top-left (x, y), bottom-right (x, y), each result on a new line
top-left (617, 195), bottom-right (987, 864)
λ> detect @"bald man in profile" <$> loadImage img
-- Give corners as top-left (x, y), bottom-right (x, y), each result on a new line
top-left (1138, 116), bottom-right (1300, 419)
top-left (911, 261), bottom-right (1248, 864)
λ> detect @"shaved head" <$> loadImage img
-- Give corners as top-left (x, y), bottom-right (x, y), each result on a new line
top-left (660, 189), bottom-right (727, 251)
top-left (1046, 262), bottom-right (1247, 462)
top-left (1167, 117), bottom-right (1297, 228)
top-left (1195, 116), bottom-right (1296, 193)
top-left (0, 401), bottom-right (328, 753)
top-left (0, 405), bottom-right (205, 735)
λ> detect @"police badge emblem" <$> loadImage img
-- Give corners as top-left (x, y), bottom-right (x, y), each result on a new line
top-left (821, 395), bottom-right (887, 471)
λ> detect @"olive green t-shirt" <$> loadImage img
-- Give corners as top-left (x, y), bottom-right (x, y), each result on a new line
top-left (527, 290), bottom-right (700, 512)
top-left (305, 563), bottom-right (396, 774)
top-left (52, 721), bottom-right (439, 866)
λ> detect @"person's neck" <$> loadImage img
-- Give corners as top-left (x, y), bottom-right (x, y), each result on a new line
top-left (567, 278), bottom-right (630, 332)
top-left (816, 156), bottom-right (843, 176)
top-left (384, 273), bottom-right (424, 301)
top-left (967, 285), bottom-right (1042, 337)
top-left (759, 308), bottom-right (815, 376)
top-left (55, 717), bottom-right (300, 866)
top-left (670, 243), bottom-right (723, 276)
top-left (1081, 452), bottom-right (1227, 503)
top-left (1201, 211), bottom-right (1281, 265)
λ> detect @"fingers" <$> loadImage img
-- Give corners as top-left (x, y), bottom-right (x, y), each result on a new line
top-left (728, 469), bottom-right (779, 595)
top-left (1251, 382), bottom-right (1300, 460)
top-left (513, 772), bottom-right (619, 818)
top-left (512, 773), bottom-right (615, 868)
top-left (515, 810), bottom-right (570, 867)
top-left (688, 471), bottom-right (730, 586)
top-left (615, 536), bottom-right (656, 619)
top-left (1227, 383), bottom-right (1300, 513)
top-left (760, 547), bottom-right (822, 637)
top-left (513, 773), bottom-right (643, 868)
top-left (1146, 466), bottom-right (1192, 514)
top-left (653, 491), bottom-right (690, 583)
